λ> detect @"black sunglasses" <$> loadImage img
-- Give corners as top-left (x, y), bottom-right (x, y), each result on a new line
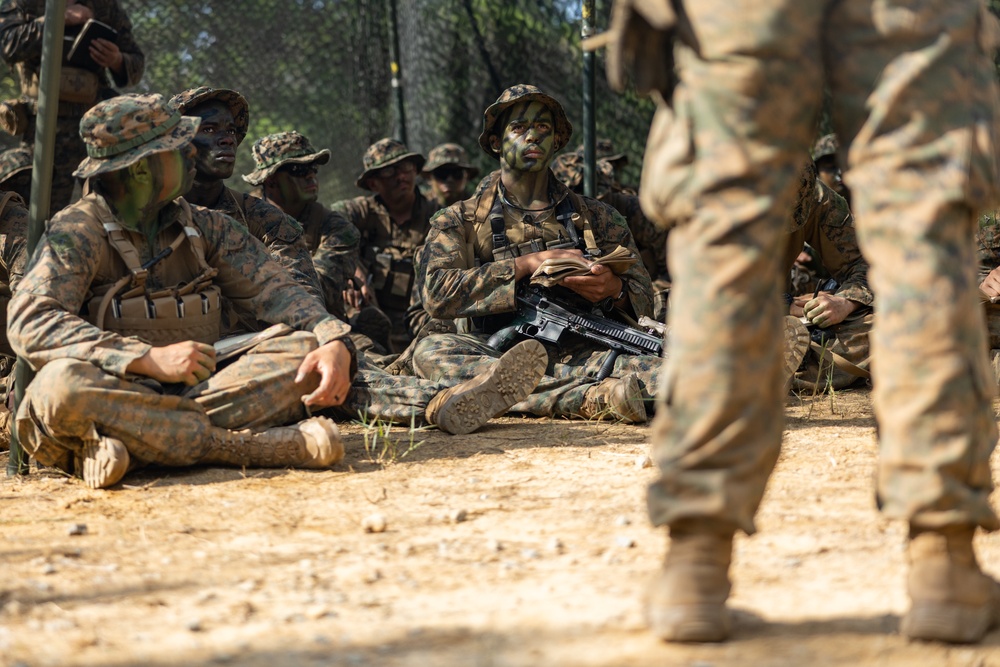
top-left (283, 163), bottom-right (318, 178)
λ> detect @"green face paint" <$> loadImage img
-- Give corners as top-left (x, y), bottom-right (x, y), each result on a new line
top-left (498, 101), bottom-right (555, 174)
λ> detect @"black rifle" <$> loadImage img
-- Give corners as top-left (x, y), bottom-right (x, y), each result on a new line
top-left (486, 285), bottom-right (664, 381)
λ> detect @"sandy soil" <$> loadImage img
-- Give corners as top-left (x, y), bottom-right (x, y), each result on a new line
top-left (2, 388), bottom-right (1000, 667)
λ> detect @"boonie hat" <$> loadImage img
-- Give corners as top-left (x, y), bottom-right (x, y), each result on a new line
top-left (811, 133), bottom-right (839, 162)
top-left (478, 84), bottom-right (573, 160)
top-left (73, 93), bottom-right (200, 180)
top-left (0, 146), bottom-right (32, 184)
top-left (242, 131), bottom-right (330, 186)
top-left (423, 142), bottom-right (479, 177)
top-left (168, 86), bottom-right (250, 144)
top-left (355, 138), bottom-right (425, 190)
top-left (576, 138), bottom-right (627, 166)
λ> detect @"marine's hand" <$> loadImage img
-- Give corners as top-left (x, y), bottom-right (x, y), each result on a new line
top-left (65, 4), bottom-right (94, 25)
top-left (803, 293), bottom-right (858, 328)
top-left (296, 340), bottom-right (352, 408)
top-left (789, 294), bottom-right (811, 318)
top-left (127, 341), bottom-right (216, 385)
top-left (980, 267), bottom-right (1000, 299)
top-left (513, 248), bottom-right (583, 281)
top-left (342, 287), bottom-right (364, 310)
top-left (89, 38), bottom-right (123, 72)
top-left (559, 264), bottom-right (623, 303)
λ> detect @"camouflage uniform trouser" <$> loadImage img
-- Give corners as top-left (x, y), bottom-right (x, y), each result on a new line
top-left (325, 354), bottom-right (442, 425)
top-left (412, 332), bottom-right (660, 418)
top-left (23, 113), bottom-right (86, 212)
top-left (17, 332), bottom-right (322, 470)
top-left (17, 334), bottom-right (451, 470)
top-left (645, 0), bottom-right (999, 534)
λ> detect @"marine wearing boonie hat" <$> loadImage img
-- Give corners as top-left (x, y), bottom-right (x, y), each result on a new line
top-left (0, 146), bottom-right (32, 185)
top-left (168, 86), bottom-right (250, 145)
top-left (811, 133), bottom-right (839, 162)
top-left (423, 143), bottom-right (479, 177)
top-left (551, 151), bottom-right (614, 192)
top-left (576, 137), bottom-right (628, 166)
top-left (355, 137), bottom-right (425, 190)
top-left (478, 84), bottom-right (573, 160)
top-left (242, 131), bottom-right (331, 186)
top-left (73, 93), bottom-right (201, 180)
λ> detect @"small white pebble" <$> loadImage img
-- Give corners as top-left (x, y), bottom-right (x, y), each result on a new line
top-left (615, 536), bottom-right (636, 549)
top-left (449, 509), bottom-right (467, 524)
top-left (614, 515), bottom-right (631, 526)
top-left (635, 454), bottom-right (653, 469)
top-left (487, 539), bottom-right (503, 553)
top-left (521, 548), bottom-right (540, 560)
top-left (67, 523), bottom-right (87, 536)
top-left (41, 564), bottom-right (56, 575)
top-left (362, 513), bottom-right (388, 533)
top-left (187, 618), bottom-right (203, 632)
top-left (548, 538), bottom-right (564, 554)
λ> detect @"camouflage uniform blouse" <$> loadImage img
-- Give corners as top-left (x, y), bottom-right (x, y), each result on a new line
top-left (420, 172), bottom-right (653, 324)
top-left (207, 185), bottom-right (323, 303)
top-left (9, 194), bottom-right (354, 376)
top-left (601, 189), bottom-right (668, 282)
top-left (0, 0), bottom-right (144, 92)
top-left (332, 191), bottom-right (440, 311)
top-left (782, 176), bottom-right (872, 307)
top-left (0, 192), bottom-right (28, 357)
top-left (977, 210), bottom-right (1000, 282)
top-left (297, 199), bottom-right (362, 316)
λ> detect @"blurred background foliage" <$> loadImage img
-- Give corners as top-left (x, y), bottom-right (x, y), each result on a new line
top-left (4, 1), bottom-right (998, 203)
top-left (0, 0), bottom-right (655, 202)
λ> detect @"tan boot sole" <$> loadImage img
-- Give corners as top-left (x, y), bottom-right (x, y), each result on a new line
top-left (79, 437), bottom-right (130, 489)
top-left (646, 603), bottom-right (731, 643)
top-left (434, 339), bottom-right (548, 435)
top-left (783, 315), bottom-right (811, 387)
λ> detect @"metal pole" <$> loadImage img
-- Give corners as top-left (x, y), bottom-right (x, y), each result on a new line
top-left (581, 0), bottom-right (596, 198)
top-left (388, 0), bottom-right (407, 145)
top-left (8, 0), bottom-right (66, 476)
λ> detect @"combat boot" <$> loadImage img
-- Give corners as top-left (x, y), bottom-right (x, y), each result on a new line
top-left (425, 339), bottom-right (548, 435)
top-left (579, 373), bottom-right (647, 423)
top-left (645, 522), bottom-right (734, 643)
top-left (201, 416), bottom-right (343, 469)
top-left (76, 435), bottom-right (130, 490)
top-left (783, 315), bottom-right (811, 387)
top-left (902, 526), bottom-right (1000, 643)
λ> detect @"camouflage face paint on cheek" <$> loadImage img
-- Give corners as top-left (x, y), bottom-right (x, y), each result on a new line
top-left (500, 101), bottom-right (555, 173)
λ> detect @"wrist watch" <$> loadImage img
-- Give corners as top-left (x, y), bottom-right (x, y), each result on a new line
top-left (615, 277), bottom-right (627, 302)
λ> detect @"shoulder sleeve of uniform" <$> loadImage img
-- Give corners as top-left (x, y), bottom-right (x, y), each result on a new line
top-left (330, 196), bottom-right (367, 225)
top-left (429, 205), bottom-right (463, 231)
top-left (244, 194), bottom-right (305, 245)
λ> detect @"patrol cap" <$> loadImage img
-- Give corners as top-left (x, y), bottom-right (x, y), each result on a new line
top-left (168, 86), bottom-right (250, 145)
top-left (478, 84), bottom-right (573, 160)
top-left (355, 138), bottom-right (425, 190)
top-left (242, 131), bottom-right (330, 186)
top-left (423, 142), bottom-right (479, 177)
top-left (74, 93), bottom-right (200, 180)
top-left (0, 146), bottom-right (32, 184)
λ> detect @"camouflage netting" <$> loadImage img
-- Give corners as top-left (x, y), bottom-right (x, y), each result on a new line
top-left (0, 0), bottom-right (656, 202)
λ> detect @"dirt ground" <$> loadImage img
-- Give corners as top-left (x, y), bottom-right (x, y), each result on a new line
top-left (2, 388), bottom-right (1000, 667)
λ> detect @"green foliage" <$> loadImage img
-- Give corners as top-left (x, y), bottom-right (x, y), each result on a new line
top-left (355, 411), bottom-right (428, 466)
top-left (121, 0), bottom-right (653, 202)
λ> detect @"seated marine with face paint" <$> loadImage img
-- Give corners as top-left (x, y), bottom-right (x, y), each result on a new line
top-left (9, 93), bottom-right (359, 489)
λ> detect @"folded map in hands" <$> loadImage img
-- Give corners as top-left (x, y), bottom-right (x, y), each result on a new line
top-left (529, 245), bottom-right (637, 287)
